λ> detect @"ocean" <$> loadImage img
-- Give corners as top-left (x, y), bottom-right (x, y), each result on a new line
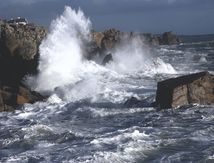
top-left (0, 7), bottom-right (214, 163)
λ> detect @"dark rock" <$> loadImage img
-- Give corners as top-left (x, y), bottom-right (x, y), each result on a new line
top-left (91, 31), bottom-right (104, 48)
top-left (0, 22), bottom-right (47, 60)
top-left (142, 33), bottom-right (160, 46)
top-left (124, 97), bottom-right (142, 107)
top-left (0, 83), bottom-right (44, 112)
top-left (124, 97), bottom-right (151, 108)
top-left (0, 21), bottom-right (47, 112)
top-left (102, 53), bottom-right (113, 65)
top-left (0, 22), bottom-right (47, 85)
top-left (155, 71), bottom-right (214, 109)
top-left (101, 28), bottom-right (121, 50)
top-left (161, 31), bottom-right (181, 45)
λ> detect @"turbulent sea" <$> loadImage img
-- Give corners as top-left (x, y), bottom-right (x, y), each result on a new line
top-left (1, 7), bottom-right (214, 163)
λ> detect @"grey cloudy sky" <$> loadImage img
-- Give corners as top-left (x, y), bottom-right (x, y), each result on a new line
top-left (0, 0), bottom-right (213, 34)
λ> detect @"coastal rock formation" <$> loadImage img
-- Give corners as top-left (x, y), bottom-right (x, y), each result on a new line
top-left (124, 97), bottom-right (152, 108)
top-left (0, 21), bottom-right (47, 111)
top-left (91, 31), bottom-right (104, 48)
top-left (102, 53), bottom-right (113, 65)
top-left (91, 29), bottom-right (181, 56)
top-left (141, 33), bottom-right (160, 46)
top-left (0, 83), bottom-right (44, 112)
top-left (0, 22), bottom-right (46, 60)
top-left (155, 71), bottom-right (214, 109)
top-left (101, 28), bottom-right (121, 50)
top-left (161, 31), bottom-right (181, 45)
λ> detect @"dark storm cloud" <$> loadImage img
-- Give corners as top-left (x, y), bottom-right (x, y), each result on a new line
top-left (0, 0), bottom-right (214, 34)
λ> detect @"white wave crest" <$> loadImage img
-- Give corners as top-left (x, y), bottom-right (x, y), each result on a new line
top-left (32, 6), bottom-right (92, 92)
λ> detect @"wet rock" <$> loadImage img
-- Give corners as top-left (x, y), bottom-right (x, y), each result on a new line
top-left (91, 31), bottom-right (104, 48)
top-left (142, 33), bottom-right (160, 46)
top-left (101, 28), bottom-right (121, 50)
top-left (0, 21), bottom-right (47, 112)
top-left (0, 22), bottom-right (47, 84)
top-left (0, 83), bottom-right (44, 112)
top-left (124, 97), bottom-right (151, 108)
top-left (0, 22), bottom-right (47, 60)
top-left (155, 71), bottom-right (214, 109)
top-left (161, 31), bottom-right (181, 45)
top-left (102, 53), bottom-right (113, 65)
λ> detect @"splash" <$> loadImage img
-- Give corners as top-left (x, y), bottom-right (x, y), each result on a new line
top-left (32, 6), bottom-right (92, 92)
top-left (27, 6), bottom-right (176, 102)
top-left (107, 37), bottom-right (176, 74)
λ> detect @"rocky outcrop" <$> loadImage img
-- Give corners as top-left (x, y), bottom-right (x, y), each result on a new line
top-left (101, 28), bottom-right (121, 50)
top-left (91, 29), bottom-right (181, 55)
top-left (91, 31), bottom-right (104, 48)
top-left (161, 31), bottom-right (181, 45)
top-left (0, 22), bottom-right (46, 60)
top-left (155, 71), bottom-right (214, 109)
top-left (0, 83), bottom-right (44, 112)
top-left (102, 53), bottom-right (113, 65)
top-left (124, 97), bottom-right (152, 108)
top-left (88, 28), bottom-right (123, 61)
top-left (141, 33), bottom-right (160, 46)
top-left (0, 21), bottom-right (47, 111)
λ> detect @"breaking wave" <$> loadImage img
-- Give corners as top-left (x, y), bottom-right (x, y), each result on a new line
top-left (27, 6), bottom-right (176, 102)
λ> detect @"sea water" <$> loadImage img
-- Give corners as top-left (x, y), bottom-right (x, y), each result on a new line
top-left (0, 7), bottom-right (214, 163)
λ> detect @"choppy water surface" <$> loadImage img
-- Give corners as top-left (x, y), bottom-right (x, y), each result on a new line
top-left (1, 7), bottom-right (214, 163)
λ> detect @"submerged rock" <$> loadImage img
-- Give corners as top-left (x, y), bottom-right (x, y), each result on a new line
top-left (124, 97), bottom-right (151, 108)
top-left (155, 71), bottom-right (214, 109)
top-left (102, 53), bottom-right (113, 65)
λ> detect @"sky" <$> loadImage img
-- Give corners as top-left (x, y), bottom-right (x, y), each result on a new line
top-left (0, 0), bottom-right (214, 35)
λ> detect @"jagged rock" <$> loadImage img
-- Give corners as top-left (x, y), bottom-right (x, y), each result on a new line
top-left (102, 53), bottom-right (113, 65)
top-left (0, 23), bottom-right (46, 60)
top-left (91, 31), bottom-right (104, 48)
top-left (124, 97), bottom-right (151, 108)
top-left (91, 29), bottom-right (182, 53)
top-left (142, 33), bottom-right (160, 46)
top-left (101, 28), bottom-right (121, 50)
top-left (0, 22), bottom-right (47, 84)
top-left (161, 31), bottom-right (181, 45)
top-left (0, 83), bottom-right (44, 112)
top-left (155, 71), bottom-right (214, 109)
top-left (0, 21), bottom-right (47, 112)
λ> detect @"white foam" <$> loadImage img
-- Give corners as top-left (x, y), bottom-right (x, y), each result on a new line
top-left (22, 124), bottom-right (54, 139)
top-left (85, 128), bottom-right (158, 163)
top-left (25, 6), bottom-right (176, 103)
top-left (88, 107), bottom-right (155, 118)
top-left (29, 6), bottom-right (91, 92)
top-left (107, 37), bottom-right (176, 75)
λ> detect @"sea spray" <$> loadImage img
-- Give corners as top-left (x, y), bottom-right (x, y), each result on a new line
top-left (33, 6), bottom-right (92, 92)
top-left (27, 6), bottom-right (176, 102)
top-left (107, 36), bottom-right (176, 74)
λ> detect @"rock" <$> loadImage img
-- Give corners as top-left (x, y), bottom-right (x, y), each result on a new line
top-left (0, 83), bottom-right (44, 112)
top-left (101, 28), bottom-right (121, 50)
top-left (102, 53), bottom-right (113, 65)
top-left (142, 33), bottom-right (160, 46)
top-left (0, 22), bottom-right (47, 86)
top-left (91, 31), bottom-right (104, 48)
top-left (124, 97), bottom-right (151, 108)
top-left (0, 23), bottom-right (47, 82)
top-left (124, 97), bottom-right (142, 107)
top-left (0, 21), bottom-right (47, 112)
top-left (88, 28), bottom-right (122, 60)
top-left (0, 22), bottom-right (47, 60)
top-left (161, 31), bottom-right (181, 45)
top-left (155, 71), bottom-right (214, 109)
